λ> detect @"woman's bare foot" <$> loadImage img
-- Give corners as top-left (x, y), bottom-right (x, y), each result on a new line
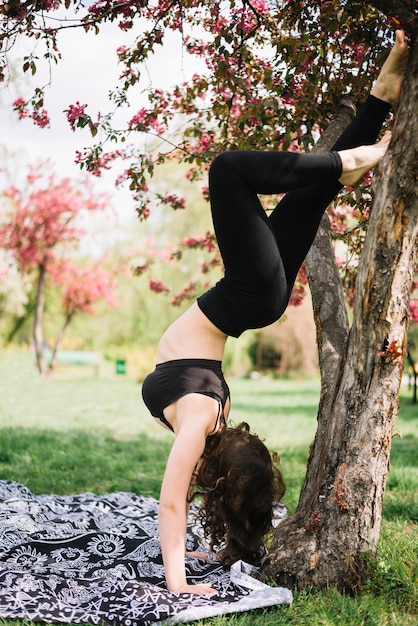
top-left (338, 131), bottom-right (391, 186)
top-left (371, 30), bottom-right (409, 106)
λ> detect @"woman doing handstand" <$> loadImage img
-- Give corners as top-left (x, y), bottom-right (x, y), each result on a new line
top-left (142, 31), bottom-right (409, 595)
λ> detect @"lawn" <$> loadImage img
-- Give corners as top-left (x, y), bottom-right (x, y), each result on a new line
top-left (0, 349), bottom-right (417, 625)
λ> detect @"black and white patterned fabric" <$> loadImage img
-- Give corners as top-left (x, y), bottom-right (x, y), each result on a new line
top-left (0, 481), bottom-right (291, 625)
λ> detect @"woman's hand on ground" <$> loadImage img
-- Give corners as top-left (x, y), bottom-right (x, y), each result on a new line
top-left (186, 550), bottom-right (212, 562)
top-left (172, 582), bottom-right (217, 595)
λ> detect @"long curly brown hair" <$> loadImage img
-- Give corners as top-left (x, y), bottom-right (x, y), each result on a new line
top-left (190, 422), bottom-right (285, 566)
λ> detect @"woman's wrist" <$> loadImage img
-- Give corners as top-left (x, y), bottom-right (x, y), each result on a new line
top-left (167, 578), bottom-right (188, 593)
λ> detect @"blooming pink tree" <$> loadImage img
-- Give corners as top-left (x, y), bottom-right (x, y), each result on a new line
top-left (0, 163), bottom-right (112, 375)
top-left (46, 262), bottom-right (118, 371)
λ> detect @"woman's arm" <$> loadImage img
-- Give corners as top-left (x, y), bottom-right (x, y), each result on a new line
top-left (158, 395), bottom-right (219, 595)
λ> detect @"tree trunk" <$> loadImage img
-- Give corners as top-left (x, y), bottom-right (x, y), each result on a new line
top-left (34, 264), bottom-right (47, 377)
top-left (48, 311), bottom-right (74, 374)
top-left (407, 349), bottom-right (417, 404)
top-left (5, 295), bottom-right (35, 345)
top-left (264, 32), bottom-right (418, 589)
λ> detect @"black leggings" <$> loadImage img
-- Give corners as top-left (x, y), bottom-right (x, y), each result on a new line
top-left (197, 95), bottom-right (391, 337)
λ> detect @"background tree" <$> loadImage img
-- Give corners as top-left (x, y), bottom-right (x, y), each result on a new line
top-left (0, 163), bottom-right (111, 375)
top-left (0, 0), bottom-right (417, 588)
top-left (46, 261), bottom-right (119, 372)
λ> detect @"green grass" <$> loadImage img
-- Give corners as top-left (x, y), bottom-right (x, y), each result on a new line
top-left (0, 349), bottom-right (417, 625)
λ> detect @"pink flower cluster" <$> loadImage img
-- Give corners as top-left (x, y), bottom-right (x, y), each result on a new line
top-left (133, 261), bottom-right (149, 277)
top-left (288, 264), bottom-right (308, 306)
top-left (13, 97), bottom-right (50, 128)
top-left (0, 167), bottom-right (107, 274)
top-left (75, 148), bottom-right (122, 177)
top-left (64, 101), bottom-right (88, 131)
top-left (200, 257), bottom-right (221, 274)
top-left (52, 263), bottom-right (118, 314)
top-left (39, 1), bottom-right (61, 10)
top-left (149, 278), bottom-right (171, 295)
top-left (88, 0), bottom-right (140, 30)
top-left (171, 281), bottom-right (197, 306)
top-left (410, 280), bottom-right (418, 322)
top-left (410, 301), bottom-right (418, 322)
top-left (197, 133), bottom-right (215, 153)
top-left (135, 202), bottom-right (151, 221)
top-left (157, 193), bottom-right (186, 211)
top-left (183, 36), bottom-right (207, 56)
top-left (115, 166), bottom-right (149, 191)
top-left (128, 107), bottom-right (166, 134)
top-left (181, 232), bottom-right (217, 253)
top-left (230, 1), bottom-right (268, 34)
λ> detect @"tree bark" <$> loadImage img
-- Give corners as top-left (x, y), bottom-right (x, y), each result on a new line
top-left (34, 264), bottom-right (47, 377)
top-left (48, 311), bottom-right (74, 374)
top-left (264, 32), bottom-right (418, 589)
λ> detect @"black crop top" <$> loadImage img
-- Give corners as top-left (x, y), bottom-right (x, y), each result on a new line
top-left (141, 358), bottom-right (230, 433)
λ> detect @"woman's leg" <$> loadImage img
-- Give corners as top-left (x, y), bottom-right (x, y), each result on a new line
top-left (208, 90), bottom-right (390, 299)
top-left (198, 32), bottom-right (407, 337)
top-left (268, 95), bottom-right (390, 298)
top-left (202, 98), bottom-right (389, 335)
top-left (201, 148), bottom-right (345, 336)
top-left (208, 149), bottom-right (342, 281)
top-left (200, 105), bottom-right (389, 337)
top-left (268, 28), bottom-right (408, 297)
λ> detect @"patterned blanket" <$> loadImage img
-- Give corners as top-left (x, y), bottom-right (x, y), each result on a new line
top-left (0, 481), bottom-right (292, 625)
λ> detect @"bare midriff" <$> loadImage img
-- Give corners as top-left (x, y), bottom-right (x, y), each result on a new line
top-left (157, 302), bottom-right (228, 364)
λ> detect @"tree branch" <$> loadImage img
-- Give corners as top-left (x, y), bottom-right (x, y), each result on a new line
top-left (369, 0), bottom-right (417, 32)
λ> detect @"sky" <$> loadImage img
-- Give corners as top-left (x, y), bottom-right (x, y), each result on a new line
top-left (0, 9), bottom-right (202, 243)
top-left (2, 20), bottom-right (122, 179)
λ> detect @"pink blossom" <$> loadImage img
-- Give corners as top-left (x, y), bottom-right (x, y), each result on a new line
top-left (201, 258), bottom-right (221, 274)
top-left (289, 264), bottom-right (308, 306)
top-left (171, 281), bottom-right (197, 306)
top-left (199, 133), bottom-right (215, 151)
top-left (149, 278), bottom-right (170, 294)
top-left (13, 97), bottom-right (30, 120)
top-left (0, 168), bottom-right (107, 274)
top-left (157, 193), bottom-right (186, 211)
top-left (128, 107), bottom-right (165, 134)
top-left (181, 232), bottom-right (217, 253)
top-left (116, 46), bottom-right (128, 60)
top-left (51, 263), bottom-right (118, 314)
top-left (184, 36), bottom-right (207, 56)
top-left (39, 0), bottom-right (61, 10)
top-left (133, 262), bottom-right (149, 276)
top-left (65, 101), bottom-right (88, 131)
top-left (410, 301), bottom-right (418, 322)
top-left (75, 148), bottom-right (121, 177)
top-left (13, 98), bottom-right (50, 127)
top-left (136, 205), bottom-right (151, 221)
top-left (32, 109), bottom-right (50, 128)
top-left (352, 43), bottom-right (365, 64)
top-left (119, 20), bottom-right (133, 31)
